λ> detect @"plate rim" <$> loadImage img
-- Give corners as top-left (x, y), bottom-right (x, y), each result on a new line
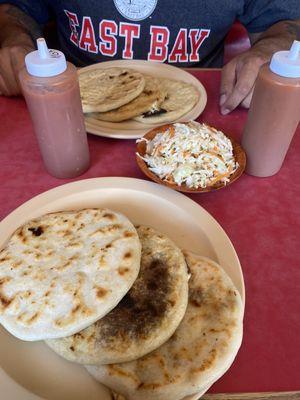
top-left (0, 177), bottom-right (245, 400)
top-left (79, 60), bottom-right (207, 139)
top-left (0, 177), bottom-right (245, 302)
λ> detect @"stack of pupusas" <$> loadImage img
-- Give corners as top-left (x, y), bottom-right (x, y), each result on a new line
top-left (0, 208), bottom-right (243, 400)
top-left (79, 67), bottom-right (200, 124)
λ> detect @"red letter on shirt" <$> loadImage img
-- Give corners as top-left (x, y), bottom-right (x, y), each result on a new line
top-left (189, 29), bottom-right (210, 62)
top-left (64, 9), bottom-right (79, 46)
top-left (79, 16), bottom-right (98, 53)
top-left (99, 20), bottom-right (118, 56)
top-left (119, 23), bottom-right (140, 59)
top-left (148, 26), bottom-right (169, 62)
top-left (168, 29), bottom-right (188, 63)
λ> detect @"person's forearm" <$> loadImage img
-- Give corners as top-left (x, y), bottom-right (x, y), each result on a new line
top-left (249, 18), bottom-right (300, 57)
top-left (0, 4), bottom-right (42, 47)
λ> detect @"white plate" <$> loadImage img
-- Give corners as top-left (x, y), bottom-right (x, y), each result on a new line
top-left (0, 178), bottom-right (244, 400)
top-left (79, 60), bottom-right (207, 139)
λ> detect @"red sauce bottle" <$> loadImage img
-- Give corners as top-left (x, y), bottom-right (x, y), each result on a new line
top-left (19, 38), bottom-right (90, 179)
top-left (242, 40), bottom-right (300, 177)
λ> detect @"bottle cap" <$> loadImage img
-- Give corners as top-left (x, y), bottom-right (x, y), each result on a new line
top-left (270, 40), bottom-right (300, 78)
top-left (25, 38), bottom-right (67, 77)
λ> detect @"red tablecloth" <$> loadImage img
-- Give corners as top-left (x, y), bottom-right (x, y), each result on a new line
top-left (0, 70), bottom-right (299, 394)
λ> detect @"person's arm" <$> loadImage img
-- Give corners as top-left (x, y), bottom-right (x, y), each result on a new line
top-left (220, 18), bottom-right (300, 115)
top-left (0, 3), bottom-right (43, 96)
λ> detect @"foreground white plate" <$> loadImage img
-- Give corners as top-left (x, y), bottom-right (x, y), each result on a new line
top-left (80, 60), bottom-right (207, 139)
top-left (0, 178), bottom-right (244, 400)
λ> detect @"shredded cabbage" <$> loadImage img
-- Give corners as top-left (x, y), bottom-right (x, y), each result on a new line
top-left (137, 121), bottom-right (239, 189)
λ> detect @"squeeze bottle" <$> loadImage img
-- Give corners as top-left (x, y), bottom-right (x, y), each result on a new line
top-left (242, 40), bottom-right (300, 177)
top-left (19, 38), bottom-right (90, 178)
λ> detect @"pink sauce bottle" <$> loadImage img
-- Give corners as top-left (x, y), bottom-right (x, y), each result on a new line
top-left (242, 40), bottom-right (300, 177)
top-left (19, 38), bottom-right (90, 178)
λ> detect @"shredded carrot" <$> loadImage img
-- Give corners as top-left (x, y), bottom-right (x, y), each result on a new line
top-left (153, 144), bottom-right (164, 156)
top-left (168, 126), bottom-right (175, 138)
top-left (165, 174), bottom-right (175, 183)
top-left (207, 151), bottom-right (225, 163)
top-left (210, 172), bottom-right (230, 185)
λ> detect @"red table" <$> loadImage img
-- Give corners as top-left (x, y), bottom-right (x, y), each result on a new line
top-left (0, 70), bottom-right (299, 395)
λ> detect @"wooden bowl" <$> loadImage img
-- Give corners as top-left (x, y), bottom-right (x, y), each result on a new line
top-left (136, 123), bottom-right (246, 193)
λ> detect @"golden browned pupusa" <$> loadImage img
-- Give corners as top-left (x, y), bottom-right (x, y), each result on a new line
top-left (86, 253), bottom-right (243, 400)
top-left (46, 226), bottom-right (189, 364)
top-left (79, 67), bottom-right (145, 113)
top-left (0, 208), bottom-right (141, 341)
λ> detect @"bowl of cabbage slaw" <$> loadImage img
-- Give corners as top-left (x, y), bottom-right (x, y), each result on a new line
top-left (136, 121), bottom-right (246, 193)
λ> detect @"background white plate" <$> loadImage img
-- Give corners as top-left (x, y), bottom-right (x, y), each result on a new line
top-left (80, 60), bottom-right (207, 139)
top-left (0, 178), bottom-right (244, 400)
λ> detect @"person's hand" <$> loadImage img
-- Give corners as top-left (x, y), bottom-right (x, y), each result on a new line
top-left (0, 44), bottom-right (34, 96)
top-left (219, 48), bottom-right (271, 115)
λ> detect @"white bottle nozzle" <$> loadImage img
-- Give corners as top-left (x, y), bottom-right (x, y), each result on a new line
top-left (270, 39), bottom-right (300, 78)
top-left (288, 40), bottom-right (300, 61)
top-left (25, 37), bottom-right (67, 77)
top-left (37, 38), bottom-right (49, 59)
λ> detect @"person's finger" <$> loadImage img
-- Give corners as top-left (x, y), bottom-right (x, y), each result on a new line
top-left (9, 48), bottom-right (24, 95)
top-left (220, 61), bottom-right (258, 114)
top-left (0, 58), bottom-right (10, 96)
top-left (0, 64), bottom-right (18, 96)
top-left (0, 48), bottom-right (20, 96)
top-left (240, 87), bottom-right (254, 109)
top-left (0, 72), bottom-right (10, 97)
top-left (10, 47), bottom-right (27, 95)
top-left (220, 60), bottom-right (237, 107)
